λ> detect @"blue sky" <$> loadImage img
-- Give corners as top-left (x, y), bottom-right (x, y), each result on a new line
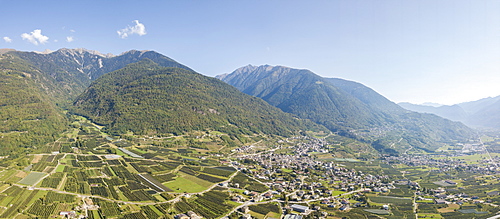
top-left (1, 0), bottom-right (498, 105)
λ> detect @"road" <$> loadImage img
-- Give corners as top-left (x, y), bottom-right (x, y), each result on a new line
top-left (478, 134), bottom-right (498, 167)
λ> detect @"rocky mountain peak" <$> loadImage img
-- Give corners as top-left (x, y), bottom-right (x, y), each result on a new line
top-left (232, 64), bottom-right (257, 74)
top-left (119, 49), bottom-right (152, 57)
top-left (33, 49), bottom-right (54, 54)
top-left (55, 48), bottom-right (115, 58)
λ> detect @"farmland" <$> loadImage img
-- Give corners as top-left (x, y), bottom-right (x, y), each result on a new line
top-left (0, 116), bottom-right (246, 218)
top-left (0, 115), bottom-right (498, 218)
top-left (18, 172), bottom-right (47, 186)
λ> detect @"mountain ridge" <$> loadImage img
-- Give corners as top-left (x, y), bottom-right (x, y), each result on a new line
top-left (217, 64), bottom-right (384, 132)
top-left (7, 48), bottom-right (192, 104)
top-left (0, 53), bottom-right (67, 155)
top-left (0, 47), bottom-right (478, 156)
top-left (72, 59), bottom-right (323, 136)
top-left (3, 49), bottom-right (326, 155)
top-left (399, 95), bottom-right (500, 129)
top-left (218, 65), bottom-right (475, 152)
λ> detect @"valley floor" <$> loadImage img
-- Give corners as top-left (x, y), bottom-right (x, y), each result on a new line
top-left (0, 116), bottom-right (499, 219)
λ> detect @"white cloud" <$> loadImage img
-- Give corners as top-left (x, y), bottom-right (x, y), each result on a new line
top-left (21, 29), bottom-right (49, 45)
top-left (66, 36), bottom-right (74, 42)
top-left (70, 29), bottom-right (76, 33)
top-left (3, 37), bottom-right (12, 43)
top-left (117, 20), bottom-right (146, 39)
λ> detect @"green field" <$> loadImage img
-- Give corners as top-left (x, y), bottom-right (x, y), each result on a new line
top-left (18, 172), bottom-right (47, 186)
top-left (0, 169), bottom-right (17, 181)
top-left (164, 175), bottom-right (210, 193)
top-left (331, 190), bottom-right (346, 196)
top-left (452, 153), bottom-right (500, 163)
top-left (364, 209), bottom-right (390, 215)
top-left (55, 165), bottom-right (66, 172)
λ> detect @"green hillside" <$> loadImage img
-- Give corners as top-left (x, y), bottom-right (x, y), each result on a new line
top-left (11, 49), bottom-right (192, 104)
top-left (73, 59), bottom-right (321, 136)
top-left (0, 54), bottom-right (67, 156)
top-left (218, 65), bottom-right (475, 152)
top-left (327, 78), bottom-right (474, 151)
top-left (0, 48), bottom-right (191, 155)
top-left (218, 65), bottom-right (388, 133)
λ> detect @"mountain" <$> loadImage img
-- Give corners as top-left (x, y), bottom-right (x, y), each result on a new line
top-left (0, 48), bottom-right (198, 154)
top-left (218, 65), bottom-right (474, 152)
top-left (422, 102), bottom-right (443, 107)
top-left (217, 65), bottom-right (388, 132)
top-left (0, 47), bottom-right (477, 155)
top-left (0, 48), bottom-right (327, 156)
top-left (399, 96), bottom-right (500, 129)
top-left (9, 48), bottom-right (192, 103)
top-left (398, 102), bottom-right (468, 122)
top-left (0, 49), bottom-right (15, 55)
top-left (325, 78), bottom-right (404, 113)
top-left (0, 53), bottom-right (67, 156)
top-left (459, 96), bottom-right (500, 115)
top-left (466, 98), bottom-right (500, 129)
top-left (73, 59), bottom-right (321, 136)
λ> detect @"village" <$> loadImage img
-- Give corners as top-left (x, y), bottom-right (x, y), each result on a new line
top-left (220, 136), bottom-right (500, 218)
top-left (2, 116), bottom-right (500, 219)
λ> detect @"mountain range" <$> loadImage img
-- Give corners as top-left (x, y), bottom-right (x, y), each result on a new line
top-left (399, 95), bottom-right (500, 130)
top-left (217, 65), bottom-right (474, 152)
top-left (0, 49), bottom-right (323, 155)
top-left (0, 48), bottom-right (479, 156)
top-left (72, 59), bottom-right (320, 136)
top-left (10, 48), bottom-right (191, 103)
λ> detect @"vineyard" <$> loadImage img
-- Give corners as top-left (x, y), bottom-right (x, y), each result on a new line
top-left (248, 202), bottom-right (281, 215)
top-left (92, 198), bottom-right (122, 217)
top-left (141, 205), bottom-right (164, 218)
top-left (0, 118), bottom-right (283, 218)
top-left (0, 189), bottom-right (39, 218)
top-left (40, 172), bottom-right (64, 188)
top-left (201, 167), bottom-right (235, 177)
top-left (231, 172), bottom-right (269, 192)
top-left (173, 190), bottom-right (234, 218)
top-left (27, 199), bottom-right (57, 218)
top-left (0, 108), bottom-right (287, 218)
top-left (0, 150), bottom-right (240, 218)
top-left (45, 191), bottom-right (75, 203)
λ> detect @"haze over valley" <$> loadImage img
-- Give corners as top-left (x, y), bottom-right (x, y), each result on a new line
top-left (399, 96), bottom-right (500, 130)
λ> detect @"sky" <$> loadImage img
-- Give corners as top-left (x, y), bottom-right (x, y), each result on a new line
top-left (1, 0), bottom-right (498, 105)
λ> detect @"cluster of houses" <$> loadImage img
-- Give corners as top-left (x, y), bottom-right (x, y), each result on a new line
top-left (225, 137), bottom-right (395, 216)
top-left (233, 137), bottom-right (389, 190)
top-left (225, 136), bottom-right (500, 218)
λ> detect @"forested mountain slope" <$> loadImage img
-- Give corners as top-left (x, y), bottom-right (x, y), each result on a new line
top-left (73, 59), bottom-right (322, 136)
top-left (0, 53), bottom-right (67, 156)
top-left (0, 48), bottom-right (194, 154)
top-left (218, 65), bottom-right (474, 152)
top-left (10, 48), bottom-right (191, 103)
top-left (217, 65), bottom-right (387, 132)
